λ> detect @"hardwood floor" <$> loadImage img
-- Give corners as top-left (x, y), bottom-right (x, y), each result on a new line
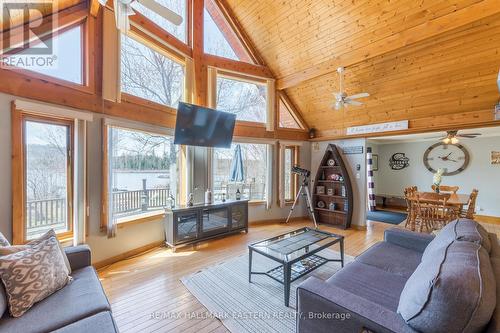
top-left (98, 219), bottom-right (390, 332)
top-left (98, 218), bottom-right (499, 333)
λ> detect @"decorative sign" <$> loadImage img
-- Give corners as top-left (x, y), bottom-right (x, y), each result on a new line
top-left (492, 151), bottom-right (500, 165)
top-left (342, 146), bottom-right (364, 155)
top-left (347, 120), bottom-right (409, 135)
top-left (389, 153), bottom-right (410, 170)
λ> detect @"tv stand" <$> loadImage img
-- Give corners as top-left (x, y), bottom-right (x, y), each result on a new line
top-left (163, 200), bottom-right (248, 251)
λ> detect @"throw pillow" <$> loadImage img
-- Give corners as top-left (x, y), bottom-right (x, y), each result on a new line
top-left (398, 240), bottom-right (496, 333)
top-left (0, 234), bottom-right (72, 317)
top-left (0, 231), bottom-right (9, 318)
top-left (0, 232), bottom-right (10, 246)
top-left (0, 230), bottom-right (72, 274)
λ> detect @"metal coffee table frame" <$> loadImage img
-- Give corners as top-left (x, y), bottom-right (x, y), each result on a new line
top-left (248, 227), bottom-right (344, 307)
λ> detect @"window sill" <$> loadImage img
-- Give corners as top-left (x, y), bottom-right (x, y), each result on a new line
top-left (117, 211), bottom-right (165, 229)
top-left (248, 200), bottom-right (266, 206)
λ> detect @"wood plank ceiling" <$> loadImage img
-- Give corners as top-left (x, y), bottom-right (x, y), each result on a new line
top-left (226, 0), bottom-right (500, 136)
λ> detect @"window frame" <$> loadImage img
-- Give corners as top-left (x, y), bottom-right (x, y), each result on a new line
top-left (119, 29), bottom-right (187, 112)
top-left (277, 93), bottom-right (306, 131)
top-left (2, 12), bottom-right (91, 93)
top-left (211, 141), bottom-right (270, 205)
top-left (12, 109), bottom-right (74, 244)
top-left (214, 71), bottom-right (269, 125)
top-left (283, 145), bottom-right (300, 204)
top-left (101, 122), bottom-right (180, 229)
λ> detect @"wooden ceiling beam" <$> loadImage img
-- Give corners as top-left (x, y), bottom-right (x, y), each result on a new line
top-left (276, 0), bottom-right (500, 90)
top-left (204, 54), bottom-right (273, 79)
top-left (89, 0), bottom-right (100, 17)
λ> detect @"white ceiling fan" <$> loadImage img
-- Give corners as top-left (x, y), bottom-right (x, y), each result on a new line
top-left (98, 0), bottom-right (183, 32)
top-left (332, 67), bottom-right (369, 110)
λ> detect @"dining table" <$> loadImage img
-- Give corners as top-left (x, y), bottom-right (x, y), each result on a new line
top-left (409, 191), bottom-right (469, 209)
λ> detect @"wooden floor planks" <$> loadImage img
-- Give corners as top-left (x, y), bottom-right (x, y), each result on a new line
top-left (98, 218), bottom-right (498, 333)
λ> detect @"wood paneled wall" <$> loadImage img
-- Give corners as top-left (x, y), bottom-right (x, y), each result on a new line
top-left (225, 0), bottom-right (500, 138)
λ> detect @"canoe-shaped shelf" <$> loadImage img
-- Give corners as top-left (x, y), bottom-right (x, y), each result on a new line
top-left (313, 144), bottom-right (353, 229)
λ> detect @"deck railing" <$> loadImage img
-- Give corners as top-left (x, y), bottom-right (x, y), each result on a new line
top-left (26, 188), bottom-right (171, 230)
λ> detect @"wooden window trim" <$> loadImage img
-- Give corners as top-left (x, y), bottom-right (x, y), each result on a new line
top-left (12, 107), bottom-right (74, 244)
top-left (279, 145), bottom-right (300, 206)
top-left (2, 4), bottom-right (94, 94)
top-left (277, 92), bottom-right (307, 131)
top-left (101, 123), bottom-right (179, 230)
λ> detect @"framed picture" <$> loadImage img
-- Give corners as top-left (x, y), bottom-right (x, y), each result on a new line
top-left (327, 188), bottom-right (334, 196)
top-left (372, 154), bottom-right (379, 171)
top-left (316, 186), bottom-right (325, 195)
top-left (492, 151), bottom-right (500, 165)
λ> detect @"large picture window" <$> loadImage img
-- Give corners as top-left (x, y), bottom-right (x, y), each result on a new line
top-left (213, 143), bottom-right (268, 202)
top-left (121, 34), bottom-right (185, 108)
top-left (216, 75), bottom-right (267, 123)
top-left (4, 24), bottom-right (84, 85)
top-left (106, 126), bottom-right (179, 224)
top-left (132, 0), bottom-right (187, 43)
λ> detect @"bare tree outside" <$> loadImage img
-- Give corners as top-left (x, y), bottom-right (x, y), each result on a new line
top-left (25, 121), bottom-right (70, 239)
top-left (109, 127), bottom-right (178, 220)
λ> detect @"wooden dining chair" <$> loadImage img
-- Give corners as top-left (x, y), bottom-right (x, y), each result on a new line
top-left (414, 195), bottom-right (459, 232)
top-left (461, 189), bottom-right (479, 220)
top-left (431, 185), bottom-right (459, 194)
top-left (403, 186), bottom-right (418, 231)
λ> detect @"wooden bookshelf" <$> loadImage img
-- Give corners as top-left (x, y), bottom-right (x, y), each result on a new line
top-left (312, 144), bottom-right (353, 229)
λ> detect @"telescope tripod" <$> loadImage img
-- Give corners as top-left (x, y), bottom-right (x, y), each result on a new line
top-left (285, 176), bottom-right (318, 229)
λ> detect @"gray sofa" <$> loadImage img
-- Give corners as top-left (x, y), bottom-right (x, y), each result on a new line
top-left (0, 245), bottom-right (118, 333)
top-left (297, 219), bottom-right (499, 333)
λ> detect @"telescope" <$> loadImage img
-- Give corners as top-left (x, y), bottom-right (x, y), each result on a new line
top-left (291, 166), bottom-right (311, 178)
top-left (286, 165), bottom-right (317, 228)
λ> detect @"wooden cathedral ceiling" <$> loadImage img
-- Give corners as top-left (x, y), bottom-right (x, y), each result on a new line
top-left (226, 0), bottom-right (500, 136)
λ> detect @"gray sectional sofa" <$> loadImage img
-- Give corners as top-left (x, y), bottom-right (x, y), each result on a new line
top-left (0, 245), bottom-right (118, 333)
top-left (297, 219), bottom-right (499, 333)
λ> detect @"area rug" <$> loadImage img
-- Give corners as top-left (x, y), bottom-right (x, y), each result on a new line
top-left (181, 249), bottom-right (353, 333)
top-left (367, 210), bottom-right (407, 225)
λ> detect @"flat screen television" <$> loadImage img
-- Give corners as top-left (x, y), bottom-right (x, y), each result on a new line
top-left (174, 102), bottom-right (236, 148)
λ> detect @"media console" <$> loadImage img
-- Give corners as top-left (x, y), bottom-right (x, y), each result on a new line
top-left (163, 199), bottom-right (249, 251)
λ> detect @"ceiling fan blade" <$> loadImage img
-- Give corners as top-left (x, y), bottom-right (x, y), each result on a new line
top-left (344, 99), bottom-right (363, 106)
top-left (426, 135), bottom-right (446, 139)
top-left (458, 134), bottom-right (479, 138)
top-left (459, 133), bottom-right (482, 136)
top-left (135, 0), bottom-right (183, 25)
top-left (347, 92), bottom-right (370, 100)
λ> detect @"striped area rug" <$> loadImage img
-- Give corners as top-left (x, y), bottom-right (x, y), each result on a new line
top-left (181, 249), bottom-right (353, 333)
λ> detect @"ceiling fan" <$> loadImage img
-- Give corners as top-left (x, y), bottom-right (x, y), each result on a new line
top-left (98, 0), bottom-right (183, 32)
top-left (428, 130), bottom-right (482, 144)
top-left (332, 67), bottom-right (370, 110)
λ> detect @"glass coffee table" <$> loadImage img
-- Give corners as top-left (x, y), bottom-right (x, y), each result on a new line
top-left (248, 227), bottom-right (344, 307)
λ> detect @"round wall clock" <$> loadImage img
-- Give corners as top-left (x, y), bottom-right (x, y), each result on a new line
top-left (423, 142), bottom-right (470, 176)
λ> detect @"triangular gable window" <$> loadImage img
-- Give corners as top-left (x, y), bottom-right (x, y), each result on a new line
top-left (204, 0), bottom-right (252, 63)
top-left (279, 98), bottom-right (302, 129)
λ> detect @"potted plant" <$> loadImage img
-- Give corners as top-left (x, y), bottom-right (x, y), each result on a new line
top-left (433, 168), bottom-right (445, 193)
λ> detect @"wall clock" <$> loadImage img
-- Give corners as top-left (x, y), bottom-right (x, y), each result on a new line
top-left (423, 143), bottom-right (470, 176)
